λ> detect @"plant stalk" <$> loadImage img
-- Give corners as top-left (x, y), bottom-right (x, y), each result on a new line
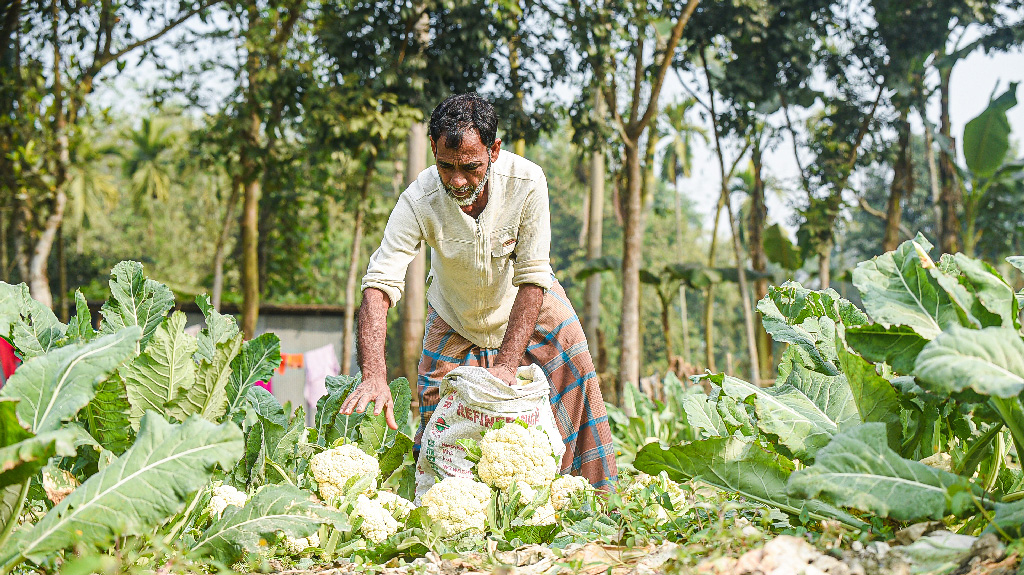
top-left (990, 396), bottom-right (1024, 464)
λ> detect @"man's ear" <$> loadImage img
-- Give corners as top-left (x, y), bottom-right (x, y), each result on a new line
top-left (429, 137), bottom-right (436, 158)
top-left (490, 138), bottom-right (502, 162)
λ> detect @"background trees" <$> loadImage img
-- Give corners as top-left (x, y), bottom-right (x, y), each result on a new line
top-left (1, 0), bottom-right (1023, 399)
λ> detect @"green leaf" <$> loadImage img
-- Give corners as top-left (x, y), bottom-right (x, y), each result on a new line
top-left (836, 346), bottom-right (901, 449)
top-left (249, 386), bottom-right (287, 427)
top-left (1008, 256), bottom-right (1024, 275)
top-left (634, 437), bottom-right (865, 527)
top-left (845, 324), bottom-right (928, 375)
top-left (721, 369), bottom-right (858, 461)
top-left (377, 432), bottom-right (413, 482)
top-left (0, 399), bottom-right (78, 489)
top-left (913, 326), bottom-right (1024, 398)
top-left (0, 328), bottom-right (142, 433)
top-left (951, 254), bottom-right (1019, 328)
top-left (314, 375), bottom-right (363, 447)
top-left (175, 333), bottom-right (243, 422)
top-left (226, 334), bottom-right (281, 420)
top-left (788, 423), bottom-right (980, 521)
top-left (191, 484), bottom-right (341, 563)
top-left (1, 483), bottom-right (23, 526)
top-left (99, 261), bottom-right (174, 349)
top-left (853, 236), bottom-right (960, 339)
top-left (680, 393), bottom-right (728, 438)
top-left (989, 499), bottom-right (1024, 537)
top-left (0, 282), bottom-right (66, 360)
top-left (13, 413), bottom-right (242, 562)
top-left (82, 374), bottom-right (134, 455)
top-left (764, 223), bottom-right (804, 270)
top-left (239, 411), bottom-right (286, 489)
top-left (120, 312), bottom-right (198, 428)
top-left (64, 291), bottom-right (95, 344)
top-left (963, 83), bottom-right (1017, 178)
top-left (194, 295), bottom-right (239, 364)
top-left (757, 288), bottom-right (840, 376)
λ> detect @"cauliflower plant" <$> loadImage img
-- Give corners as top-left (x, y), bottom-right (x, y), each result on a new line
top-left (282, 532), bottom-right (320, 555)
top-left (421, 477), bottom-right (492, 535)
top-left (477, 424), bottom-right (556, 491)
top-left (527, 501), bottom-right (557, 526)
top-left (624, 472), bottom-right (688, 524)
top-left (207, 484), bottom-right (248, 518)
top-left (354, 495), bottom-right (400, 544)
top-left (550, 474), bottom-right (589, 511)
top-left (309, 444), bottom-right (380, 505)
top-left (374, 491), bottom-right (415, 521)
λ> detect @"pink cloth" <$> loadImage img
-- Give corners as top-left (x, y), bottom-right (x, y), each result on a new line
top-left (304, 344), bottom-right (340, 408)
top-left (254, 379), bottom-right (273, 393)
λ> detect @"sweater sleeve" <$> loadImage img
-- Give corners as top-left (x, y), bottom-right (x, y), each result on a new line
top-left (511, 172), bottom-right (554, 290)
top-left (361, 191), bottom-right (425, 307)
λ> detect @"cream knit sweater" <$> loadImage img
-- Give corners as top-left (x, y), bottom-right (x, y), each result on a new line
top-left (361, 150), bottom-right (553, 349)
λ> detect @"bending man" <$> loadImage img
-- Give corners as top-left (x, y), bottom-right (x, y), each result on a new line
top-left (340, 93), bottom-right (617, 489)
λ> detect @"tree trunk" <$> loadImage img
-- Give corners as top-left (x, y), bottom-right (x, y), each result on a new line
top-left (240, 107), bottom-right (262, 339)
top-left (938, 66), bottom-right (960, 255)
top-left (818, 241), bottom-right (832, 289)
top-left (584, 96), bottom-right (605, 362)
top-left (240, 10), bottom-right (262, 340)
top-left (749, 139), bottom-right (771, 380)
top-left (617, 141), bottom-right (644, 400)
top-left (673, 163), bottom-right (691, 364)
top-left (883, 109), bottom-right (912, 252)
top-left (923, 114), bottom-right (942, 243)
top-left (57, 225), bottom-right (67, 321)
top-left (401, 123), bottom-right (428, 387)
top-left (30, 0), bottom-right (68, 309)
top-left (212, 176), bottom-right (241, 311)
top-left (659, 292), bottom-right (673, 363)
top-left (726, 194), bottom-right (761, 385)
top-left (342, 157), bottom-right (376, 376)
top-left (704, 193), bottom-right (726, 373)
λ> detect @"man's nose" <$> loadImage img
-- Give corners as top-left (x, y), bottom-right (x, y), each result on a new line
top-left (450, 171), bottom-right (468, 188)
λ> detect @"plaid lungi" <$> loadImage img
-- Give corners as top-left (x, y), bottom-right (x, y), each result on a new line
top-left (414, 280), bottom-right (618, 490)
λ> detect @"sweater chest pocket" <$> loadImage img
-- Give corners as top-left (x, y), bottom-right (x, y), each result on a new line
top-left (491, 230), bottom-right (518, 261)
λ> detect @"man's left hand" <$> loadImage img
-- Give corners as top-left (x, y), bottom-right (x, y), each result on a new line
top-left (486, 364), bottom-right (517, 385)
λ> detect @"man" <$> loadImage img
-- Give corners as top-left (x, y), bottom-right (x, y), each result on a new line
top-left (340, 93), bottom-right (616, 489)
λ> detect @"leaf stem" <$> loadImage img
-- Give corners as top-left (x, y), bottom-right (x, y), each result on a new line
top-left (989, 397), bottom-right (1024, 462)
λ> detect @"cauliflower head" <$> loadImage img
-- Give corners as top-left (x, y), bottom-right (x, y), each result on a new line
top-left (309, 444), bottom-right (380, 504)
top-left (477, 424), bottom-right (557, 491)
top-left (550, 474), bottom-right (589, 511)
top-left (374, 491), bottom-right (415, 521)
top-left (207, 484), bottom-right (248, 518)
top-left (527, 502), bottom-right (557, 526)
top-left (282, 532), bottom-right (320, 555)
top-left (421, 477), bottom-right (492, 535)
top-left (354, 495), bottom-right (400, 544)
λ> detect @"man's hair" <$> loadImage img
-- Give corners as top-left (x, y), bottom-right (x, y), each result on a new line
top-left (429, 93), bottom-right (498, 149)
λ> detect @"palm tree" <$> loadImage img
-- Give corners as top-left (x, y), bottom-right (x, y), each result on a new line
top-left (67, 128), bottom-right (119, 253)
top-left (122, 117), bottom-right (178, 210)
top-left (656, 99), bottom-right (707, 365)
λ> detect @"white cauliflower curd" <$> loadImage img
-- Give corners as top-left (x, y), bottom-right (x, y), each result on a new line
top-left (421, 477), bottom-right (492, 535)
top-left (550, 474), bottom-right (589, 511)
top-left (354, 495), bottom-right (400, 543)
top-left (309, 444), bottom-right (380, 504)
top-left (374, 491), bottom-right (415, 521)
top-left (207, 484), bottom-right (248, 518)
top-left (282, 532), bottom-right (319, 555)
top-left (477, 424), bottom-right (557, 491)
top-left (527, 501), bottom-right (557, 526)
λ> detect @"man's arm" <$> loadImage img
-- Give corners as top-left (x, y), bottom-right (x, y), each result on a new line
top-left (340, 287), bottom-right (398, 429)
top-left (488, 284), bottom-right (544, 384)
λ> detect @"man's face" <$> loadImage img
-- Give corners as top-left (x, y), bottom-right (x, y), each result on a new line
top-left (431, 129), bottom-right (501, 203)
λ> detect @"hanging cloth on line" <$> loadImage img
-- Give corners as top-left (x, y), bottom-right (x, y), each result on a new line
top-left (278, 353), bottom-right (305, 374)
top-left (303, 344), bottom-right (340, 409)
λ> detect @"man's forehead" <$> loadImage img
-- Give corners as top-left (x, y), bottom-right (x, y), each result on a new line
top-left (434, 129), bottom-right (487, 155)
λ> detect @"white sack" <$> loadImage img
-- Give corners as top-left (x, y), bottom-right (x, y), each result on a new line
top-left (415, 364), bottom-right (564, 502)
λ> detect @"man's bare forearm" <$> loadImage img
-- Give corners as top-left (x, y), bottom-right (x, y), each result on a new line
top-left (357, 288), bottom-right (390, 383)
top-left (495, 284), bottom-right (544, 371)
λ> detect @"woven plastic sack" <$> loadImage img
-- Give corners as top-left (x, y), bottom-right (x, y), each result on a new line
top-left (414, 364), bottom-right (564, 502)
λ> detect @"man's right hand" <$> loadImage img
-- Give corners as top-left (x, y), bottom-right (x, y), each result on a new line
top-left (340, 377), bottom-right (398, 430)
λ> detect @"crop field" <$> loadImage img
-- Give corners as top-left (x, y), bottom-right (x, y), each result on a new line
top-left (1, 236), bottom-right (1023, 575)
